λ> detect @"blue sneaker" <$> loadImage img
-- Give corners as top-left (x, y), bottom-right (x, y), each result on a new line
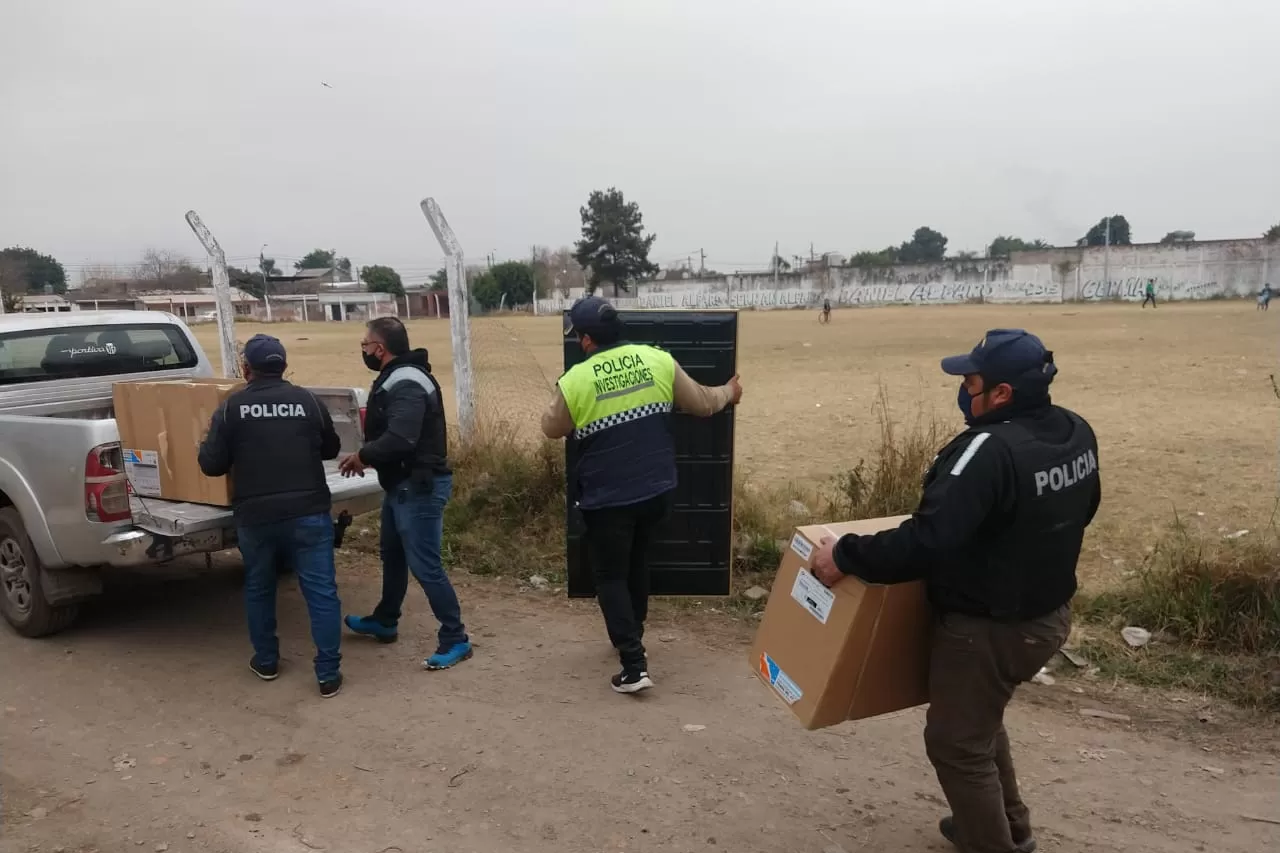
top-left (344, 614), bottom-right (398, 644)
top-left (424, 641), bottom-right (473, 671)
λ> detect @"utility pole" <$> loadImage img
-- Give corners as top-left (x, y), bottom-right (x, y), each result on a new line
top-left (259, 243), bottom-right (272, 322)
top-left (1102, 215), bottom-right (1111, 296)
top-left (773, 240), bottom-right (779, 288)
top-left (698, 248), bottom-right (706, 276)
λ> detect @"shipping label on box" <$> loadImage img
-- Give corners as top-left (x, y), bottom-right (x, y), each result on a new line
top-left (758, 652), bottom-right (803, 705)
top-left (790, 568), bottom-right (835, 625)
top-left (122, 448), bottom-right (161, 497)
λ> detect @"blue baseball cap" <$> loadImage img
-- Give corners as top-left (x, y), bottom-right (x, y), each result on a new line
top-left (243, 334), bottom-right (287, 371)
top-left (941, 329), bottom-right (1057, 387)
top-left (563, 295), bottom-right (620, 338)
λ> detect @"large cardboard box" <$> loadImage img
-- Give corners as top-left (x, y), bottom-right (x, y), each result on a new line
top-left (749, 516), bottom-right (933, 730)
top-left (113, 377), bottom-right (245, 506)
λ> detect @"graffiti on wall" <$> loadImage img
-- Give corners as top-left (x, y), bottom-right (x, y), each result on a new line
top-left (637, 289), bottom-right (819, 310)
top-left (1081, 277), bottom-right (1224, 300)
top-left (536, 280), bottom-right (1061, 313)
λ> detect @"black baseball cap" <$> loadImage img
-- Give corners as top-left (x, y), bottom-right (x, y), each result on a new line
top-left (941, 328), bottom-right (1057, 387)
top-left (243, 334), bottom-right (287, 371)
top-left (563, 295), bottom-right (620, 338)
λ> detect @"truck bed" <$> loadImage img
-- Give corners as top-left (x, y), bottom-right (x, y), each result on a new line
top-left (129, 464), bottom-right (382, 537)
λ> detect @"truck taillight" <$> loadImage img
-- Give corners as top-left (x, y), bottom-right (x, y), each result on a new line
top-left (85, 442), bottom-right (131, 523)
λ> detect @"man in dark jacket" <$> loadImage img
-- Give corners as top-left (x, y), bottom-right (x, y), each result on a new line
top-left (198, 334), bottom-right (345, 698)
top-left (339, 317), bottom-right (471, 671)
top-left (811, 329), bottom-right (1100, 853)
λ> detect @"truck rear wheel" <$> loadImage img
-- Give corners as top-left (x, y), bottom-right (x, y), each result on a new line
top-left (0, 507), bottom-right (79, 637)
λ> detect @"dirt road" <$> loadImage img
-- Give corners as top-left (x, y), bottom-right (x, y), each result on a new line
top-left (3, 562), bottom-right (1277, 853)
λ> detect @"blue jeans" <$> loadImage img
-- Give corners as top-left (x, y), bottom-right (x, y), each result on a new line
top-left (237, 513), bottom-right (342, 682)
top-left (372, 475), bottom-right (467, 646)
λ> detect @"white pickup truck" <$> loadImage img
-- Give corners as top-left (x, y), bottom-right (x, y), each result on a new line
top-left (0, 310), bottom-right (383, 637)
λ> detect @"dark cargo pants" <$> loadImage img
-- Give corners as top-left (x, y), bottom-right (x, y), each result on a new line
top-left (580, 492), bottom-right (671, 672)
top-left (924, 605), bottom-right (1071, 853)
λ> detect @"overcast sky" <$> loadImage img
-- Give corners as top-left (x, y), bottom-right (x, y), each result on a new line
top-left (3, 0), bottom-right (1278, 285)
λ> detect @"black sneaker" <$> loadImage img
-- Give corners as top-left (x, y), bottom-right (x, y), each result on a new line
top-left (939, 816), bottom-right (1036, 853)
top-left (611, 669), bottom-right (655, 694)
top-left (319, 674), bottom-right (343, 698)
top-left (249, 659), bottom-right (279, 681)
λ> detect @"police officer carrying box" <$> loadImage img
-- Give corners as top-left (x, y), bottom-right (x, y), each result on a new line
top-left (810, 329), bottom-right (1100, 853)
top-left (198, 334), bottom-right (346, 698)
top-left (541, 296), bottom-right (743, 694)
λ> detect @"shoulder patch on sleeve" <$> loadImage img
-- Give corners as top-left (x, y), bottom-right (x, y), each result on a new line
top-left (950, 432), bottom-right (992, 476)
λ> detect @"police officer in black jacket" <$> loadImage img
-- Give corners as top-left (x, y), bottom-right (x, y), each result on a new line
top-left (338, 317), bottom-right (471, 672)
top-left (198, 334), bottom-right (345, 698)
top-left (811, 329), bottom-right (1100, 853)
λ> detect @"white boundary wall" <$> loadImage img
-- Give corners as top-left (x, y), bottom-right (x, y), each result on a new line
top-left (535, 238), bottom-right (1276, 313)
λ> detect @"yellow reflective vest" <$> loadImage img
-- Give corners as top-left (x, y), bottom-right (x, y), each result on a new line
top-left (558, 343), bottom-right (678, 509)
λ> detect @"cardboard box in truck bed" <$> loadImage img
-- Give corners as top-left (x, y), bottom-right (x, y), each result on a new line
top-left (749, 516), bottom-right (933, 730)
top-left (113, 377), bottom-right (245, 506)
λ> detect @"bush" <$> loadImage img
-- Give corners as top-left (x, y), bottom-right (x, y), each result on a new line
top-left (1080, 521), bottom-right (1280, 655)
top-left (1077, 520), bottom-right (1280, 709)
top-left (442, 417), bottom-right (566, 579)
top-left (826, 385), bottom-right (940, 520)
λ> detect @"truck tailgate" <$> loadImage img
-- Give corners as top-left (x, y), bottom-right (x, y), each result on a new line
top-left (130, 465), bottom-right (383, 537)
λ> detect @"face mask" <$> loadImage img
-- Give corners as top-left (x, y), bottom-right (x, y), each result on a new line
top-left (957, 385), bottom-right (980, 426)
top-left (362, 349), bottom-right (383, 372)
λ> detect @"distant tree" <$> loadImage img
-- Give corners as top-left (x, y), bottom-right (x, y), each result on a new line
top-left (896, 227), bottom-right (948, 263)
top-left (533, 246), bottom-right (587, 296)
top-left (259, 255), bottom-right (281, 278)
top-left (227, 267), bottom-right (266, 297)
top-left (135, 248), bottom-right (205, 290)
top-left (428, 266), bottom-right (449, 291)
top-left (471, 270), bottom-right (502, 310)
top-left (848, 247), bottom-right (899, 268)
top-left (987, 236), bottom-right (1051, 258)
top-left (361, 264), bottom-right (404, 296)
top-left (295, 249), bottom-right (353, 278)
top-left (530, 245), bottom-right (587, 298)
top-left (1079, 215), bottom-right (1132, 247)
top-left (573, 187), bottom-right (659, 294)
top-left (1264, 223), bottom-right (1280, 242)
top-left (0, 246), bottom-right (67, 293)
top-left (1159, 230), bottom-right (1196, 245)
top-left (137, 248), bottom-right (185, 283)
top-left (0, 256), bottom-right (27, 310)
top-left (489, 260), bottom-right (537, 306)
top-left (770, 254), bottom-right (792, 273)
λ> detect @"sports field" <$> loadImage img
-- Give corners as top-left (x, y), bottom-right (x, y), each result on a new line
top-left (197, 301), bottom-right (1278, 587)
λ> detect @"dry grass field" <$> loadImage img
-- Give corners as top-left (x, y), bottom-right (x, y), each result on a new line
top-left (197, 301), bottom-right (1279, 589)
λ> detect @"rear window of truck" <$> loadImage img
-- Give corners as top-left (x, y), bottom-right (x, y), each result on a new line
top-left (0, 323), bottom-right (199, 384)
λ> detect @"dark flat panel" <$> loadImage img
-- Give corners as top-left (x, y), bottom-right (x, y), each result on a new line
top-left (565, 310), bottom-right (737, 597)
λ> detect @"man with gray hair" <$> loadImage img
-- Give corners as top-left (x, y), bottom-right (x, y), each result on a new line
top-left (339, 317), bottom-right (471, 672)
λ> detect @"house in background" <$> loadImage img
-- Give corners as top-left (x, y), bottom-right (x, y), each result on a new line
top-left (16, 293), bottom-right (74, 312)
top-left (73, 287), bottom-right (259, 317)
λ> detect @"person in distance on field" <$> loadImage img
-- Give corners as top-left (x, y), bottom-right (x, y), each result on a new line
top-left (339, 317), bottom-right (472, 672)
top-left (198, 334), bottom-right (345, 698)
top-left (810, 329), bottom-right (1100, 853)
top-left (541, 296), bottom-right (743, 694)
